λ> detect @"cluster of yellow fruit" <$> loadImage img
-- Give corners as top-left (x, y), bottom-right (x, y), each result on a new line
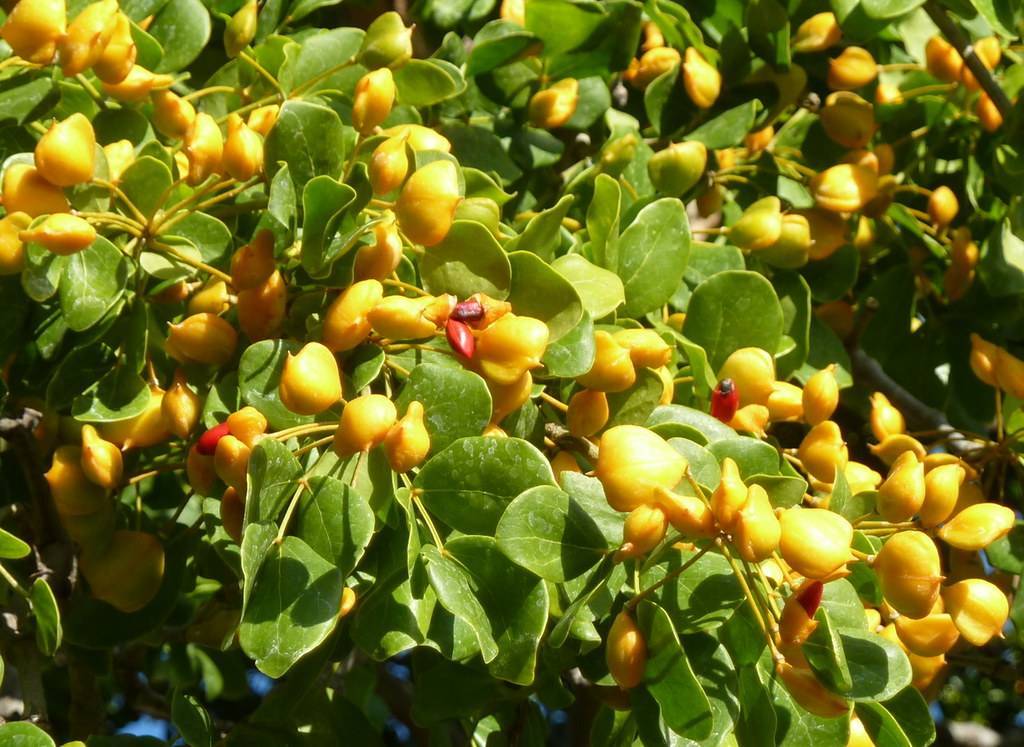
top-left (594, 346), bottom-right (1014, 716)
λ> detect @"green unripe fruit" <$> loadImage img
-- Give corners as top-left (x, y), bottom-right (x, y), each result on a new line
top-left (358, 12), bottom-right (414, 70)
top-left (454, 197), bottom-right (501, 236)
top-left (647, 141), bottom-right (707, 197)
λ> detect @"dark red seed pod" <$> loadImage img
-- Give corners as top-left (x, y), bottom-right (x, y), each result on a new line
top-left (796, 580), bottom-right (824, 618)
top-left (710, 378), bottom-right (739, 423)
top-left (196, 422), bottom-right (231, 456)
top-left (446, 318), bottom-right (475, 359)
top-left (451, 299), bottom-right (484, 323)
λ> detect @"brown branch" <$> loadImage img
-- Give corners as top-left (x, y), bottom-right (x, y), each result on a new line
top-left (544, 422), bottom-right (599, 464)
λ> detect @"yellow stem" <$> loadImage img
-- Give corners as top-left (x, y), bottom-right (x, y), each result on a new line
top-left (151, 240), bottom-right (233, 284)
top-left (539, 391), bottom-right (569, 413)
top-left (184, 85), bottom-right (239, 101)
top-left (239, 50), bottom-right (285, 98)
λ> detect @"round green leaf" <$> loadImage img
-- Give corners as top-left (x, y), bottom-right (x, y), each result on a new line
top-left (0, 527), bottom-right (31, 559)
top-left (148, 0), bottom-right (211, 72)
top-left (551, 253), bottom-right (624, 319)
top-left (395, 364), bottom-right (492, 453)
top-left (420, 220), bottom-right (512, 300)
top-left (293, 476), bottom-right (374, 575)
top-left (59, 237), bottom-right (128, 332)
top-left (506, 251), bottom-right (584, 341)
top-left (616, 198), bottom-right (690, 317)
top-left (30, 577), bottom-right (61, 656)
top-left (238, 340), bottom-right (315, 431)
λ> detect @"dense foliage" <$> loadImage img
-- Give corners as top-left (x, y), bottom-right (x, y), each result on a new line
top-left (0, 0), bottom-right (1022, 744)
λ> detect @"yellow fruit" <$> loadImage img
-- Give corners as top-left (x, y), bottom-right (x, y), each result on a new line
top-left (247, 104), bottom-right (280, 137)
top-left (969, 334), bottom-right (998, 387)
top-left (733, 484), bottom-right (781, 562)
top-left (925, 36), bottom-right (962, 83)
top-left (728, 404), bottom-right (770, 436)
top-left (827, 46), bottom-right (877, 90)
top-left (280, 343), bottom-right (341, 416)
top-left (594, 425), bottom-right (687, 512)
top-left (2, 163), bottom-right (69, 217)
top-left (352, 68), bottom-right (396, 135)
top-left (802, 365), bottom-right (839, 425)
top-left (820, 92), bottom-right (876, 149)
top-left (0, 212), bottom-right (31, 274)
top-left (767, 381), bottom-right (804, 422)
top-left (488, 371), bottom-right (533, 424)
top-left (606, 610), bottom-right (647, 689)
top-left (19, 214), bottom-right (96, 255)
top-left (717, 347), bottom-right (776, 407)
top-left (0, 0), bottom-right (66, 64)
top-left (567, 389), bottom-right (609, 438)
top-left (777, 661), bottom-right (850, 718)
top-left (37, 115), bottom-right (97, 187)
top-left (354, 215), bottom-right (403, 281)
top-left (894, 613), bottom-right (960, 657)
top-left (500, 0), bottom-right (525, 25)
top-left (358, 11), bottom-right (414, 70)
top-left (994, 346), bottom-right (1024, 399)
top-left (222, 113), bottom-right (263, 181)
top-left (368, 294), bottom-right (438, 340)
top-left (625, 47), bottom-right (681, 90)
top-left (647, 140), bottom-right (708, 198)
top-left (80, 424), bottom-right (123, 489)
top-left (237, 269), bottom-right (286, 341)
top-left (395, 160), bottom-right (461, 247)
top-left (80, 530), bottom-right (165, 612)
top-left (339, 587), bottom-right (357, 617)
top-left (792, 12), bottom-right (841, 53)
top-left (918, 464), bottom-right (965, 528)
top-left (93, 11), bottom-right (136, 84)
top-left (476, 314), bottom-right (549, 386)
top-left (161, 369), bottom-right (202, 439)
top-left (976, 93), bottom-right (1003, 133)
top-left (811, 164), bottom-right (878, 213)
top-left (167, 313), bottom-right (237, 366)
top-left (730, 196), bottom-right (783, 251)
top-left (100, 386), bottom-right (171, 449)
top-left (187, 445), bottom-right (217, 497)
top-left (102, 139), bottom-right (135, 182)
top-left (223, 0), bottom-right (257, 57)
top-left (384, 401), bottom-right (431, 473)
top-left (45, 445), bottom-right (107, 517)
top-left (184, 112), bottom-right (223, 186)
top-left (322, 279), bottom-right (384, 352)
top-left (711, 457), bottom-right (746, 532)
top-left (528, 78), bottom-right (579, 128)
top-left (230, 229), bottom-right (275, 291)
top-left (927, 186), bottom-right (958, 227)
top-left (577, 331), bottom-right (636, 393)
top-left (874, 531), bottom-right (942, 619)
top-left (758, 213), bottom-right (811, 269)
top-left (382, 124), bottom-right (451, 153)
top-left (801, 208), bottom-right (848, 261)
top-left (942, 579), bottom-right (1008, 646)
top-left (657, 488), bottom-right (716, 538)
top-left (226, 406), bottom-right (267, 448)
top-left (875, 82), bottom-right (903, 105)
top-left (656, 366), bottom-right (674, 405)
top-left (779, 507), bottom-right (853, 579)
top-left (744, 126), bottom-right (773, 153)
top-left (682, 47), bottom-right (720, 109)
top-left (779, 580), bottom-right (822, 646)
top-left (869, 392), bottom-right (904, 442)
top-left (214, 434), bottom-right (250, 493)
top-left (187, 280), bottom-right (229, 316)
top-left (616, 503), bottom-right (669, 559)
top-left (937, 502), bottom-right (1015, 551)
top-left (551, 450), bottom-right (581, 476)
top-left (220, 486), bottom-right (245, 544)
top-left (960, 37), bottom-right (1000, 92)
top-left (101, 65), bottom-right (174, 102)
top-left (613, 329), bottom-right (672, 369)
top-left (868, 433), bottom-right (925, 467)
top-left (58, 0), bottom-right (119, 76)
top-left (845, 461), bottom-right (882, 495)
top-left (876, 451), bottom-right (925, 523)
top-left (333, 394), bottom-right (398, 458)
top-left (848, 717), bottom-right (876, 747)
top-left (797, 420), bottom-right (847, 483)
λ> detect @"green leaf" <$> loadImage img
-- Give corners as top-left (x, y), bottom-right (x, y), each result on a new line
top-left (505, 195), bottom-right (574, 262)
top-left (300, 175), bottom-right (357, 275)
top-left (687, 101), bottom-right (761, 149)
top-left (616, 198), bottom-right (690, 317)
top-left (838, 631), bottom-right (912, 701)
top-left (415, 436), bottom-right (556, 535)
top-left (506, 251), bottom-right (584, 341)
top-left (240, 521), bottom-right (278, 618)
top-left (801, 243), bottom-right (859, 303)
top-left (22, 245), bottom-right (66, 303)
top-left (0, 527), bottom-right (30, 559)
top-left (641, 549), bottom-right (745, 631)
top-left (278, 28), bottom-right (365, 94)
top-left (265, 100), bottom-right (349, 189)
top-left (774, 271), bottom-right (811, 379)
top-left (0, 76), bottom-right (58, 126)
top-left (395, 59), bottom-right (467, 106)
top-left (552, 254), bottom-right (624, 319)
top-left (59, 237), bottom-right (128, 332)
top-left (638, 601), bottom-right (714, 740)
top-left (239, 535), bottom-right (345, 678)
top-left (862, 0), bottom-right (924, 19)
top-left (442, 124), bottom-right (523, 184)
top-left (293, 476), bottom-right (374, 574)
top-left (605, 368), bottom-right (664, 428)
top-left (683, 270), bottom-right (785, 370)
top-left (30, 577), bottom-right (61, 656)
top-left (708, 436), bottom-right (784, 478)
top-left (420, 220), bottom-right (513, 300)
top-left (168, 210), bottom-right (234, 265)
top-left (467, 21), bottom-right (541, 76)
top-left (246, 437), bottom-right (304, 525)
top-left (288, 0), bottom-right (343, 23)
top-left (986, 521), bottom-right (1024, 574)
top-left (495, 485), bottom-right (609, 581)
top-left (805, 608), bottom-right (853, 694)
top-left (647, 404), bottom-right (736, 443)
top-left (71, 367), bottom-right (150, 423)
top-left (746, 0), bottom-right (790, 68)
top-left (736, 664), bottom-right (778, 747)
top-left (821, 577), bottom-right (869, 632)
top-left (238, 339), bottom-right (316, 430)
top-left (588, 173), bottom-right (622, 270)
top-left (855, 701), bottom-right (912, 747)
top-left (148, 0), bottom-right (211, 72)
top-left (866, 686), bottom-right (935, 747)
top-left (0, 722), bottom-right (55, 746)
top-left (394, 364), bottom-right (492, 453)
top-left (979, 219), bottom-right (1024, 297)
top-left (765, 657), bottom-right (850, 746)
top-left (172, 689), bottom-right (214, 747)
top-left (542, 311), bottom-right (596, 378)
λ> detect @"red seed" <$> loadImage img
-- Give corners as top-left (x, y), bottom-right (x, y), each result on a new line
top-left (796, 580), bottom-right (824, 618)
top-left (451, 299), bottom-right (484, 323)
top-left (196, 422), bottom-right (231, 455)
top-left (446, 318), bottom-right (475, 359)
top-left (710, 378), bottom-right (739, 423)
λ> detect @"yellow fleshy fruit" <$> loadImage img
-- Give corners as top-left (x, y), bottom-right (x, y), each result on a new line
top-left (102, 65), bottom-right (174, 102)
top-left (682, 48), bottom-right (720, 109)
top-left (488, 370), bottom-right (533, 424)
top-left (476, 313), bottom-right (549, 386)
top-left (352, 68), bottom-right (396, 135)
top-left (960, 37), bottom-right (1001, 90)
top-left (3, 164), bottom-right (69, 217)
top-left (58, 0), bottom-right (119, 76)
top-left (102, 139), bottom-right (135, 182)
top-left (222, 113), bottom-right (264, 181)
top-left (595, 425), bottom-right (687, 512)
top-left (80, 424), bottom-right (123, 489)
top-left (777, 661), bottom-right (850, 718)
top-left (567, 389), bottom-right (609, 438)
top-left (184, 112), bottom-right (223, 185)
top-left (658, 488), bottom-right (716, 538)
top-left (383, 401), bottom-right (431, 473)
top-left (711, 457), bottom-right (746, 532)
top-left (188, 279), bottom-right (230, 315)
top-left (993, 346), bottom-right (1024, 399)
top-left (729, 404), bottom-right (770, 436)
top-left (322, 279), bottom-right (384, 352)
top-left (811, 163), bottom-right (878, 213)
top-left (766, 381), bottom-right (804, 421)
top-left (230, 229), bottom-right (276, 291)
top-left (333, 394), bottom-right (398, 458)
top-left (247, 104), bottom-right (280, 137)
top-left (797, 420), bottom-right (847, 483)
top-left (918, 463), bottom-right (965, 528)
top-left (606, 610), bottom-right (647, 690)
top-left (0, 212), bottom-right (31, 274)
top-left (101, 385), bottom-right (172, 449)
top-left (45, 445), bottom-right (108, 517)
top-left (802, 364), bottom-right (839, 425)
top-left (717, 347), bottom-right (776, 407)
top-left (876, 451), bottom-right (925, 523)
top-left (613, 329), bottom-right (672, 369)
top-left (758, 213), bottom-right (811, 269)
top-left (220, 486), bottom-right (245, 544)
top-left (730, 196), bottom-right (783, 251)
top-left (528, 78), bottom-right (579, 129)
top-left (779, 507), bottom-right (853, 579)
top-left (395, 160), bottom-right (461, 247)
top-left (382, 124), bottom-right (452, 153)
top-left (827, 46), bottom-right (877, 90)
top-left (551, 450), bottom-right (581, 477)
top-left (624, 47), bottom-right (680, 90)
top-left (80, 530), bottom-right (165, 612)
top-left (745, 126), bottom-right (773, 153)
top-left (616, 503), bottom-right (668, 560)
top-left (874, 531), bottom-right (943, 619)
top-left (237, 269), bottom-right (287, 341)
top-left (778, 580), bottom-right (822, 647)
top-left (937, 502), bottom-right (1015, 551)
top-left (968, 334), bottom-right (998, 387)
top-left (167, 313), bottom-right (238, 366)
top-left (925, 36), bottom-right (962, 83)
top-left (226, 406), bottom-right (268, 448)
top-left (0, 0), bottom-right (66, 64)
top-left (93, 11), bottom-right (136, 84)
top-left (187, 446), bottom-right (217, 496)
top-left (279, 342), bottom-right (342, 416)
top-left (868, 433), bottom-right (926, 467)
top-left (354, 215), bottom-right (403, 281)
top-left (792, 12), bottom-right (841, 53)
top-left (36, 114), bottom-right (97, 187)
top-left (214, 434), bottom-right (250, 493)
top-left (820, 92), bottom-right (876, 149)
top-left (942, 578), bottom-right (1009, 646)
top-left (19, 214), bottom-right (96, 255)
top-left (577, 331), bottom-right (637, 393)
top-left (802, 208), bottom-right (848, 261)
top-left (976, 93), bottom-right (1003, 133)
top-left (357, 11), bottom-right (413, 70)
top-left (368, 294), bottom-right (438, 340)
top-left (869, 391), bottom-right (905, 442)
top-left (928, 186), bottom-right (958, 227)
top-left (894, 613), bottom-right (960, 657)
top-left (848, 717), bottom-right (876, 747)
top-left (223, 0), bottom-right (257, 57)
top-left (161, 369), bottom-right (202, 439)
top-left (733, 484), bottom-right (781, 562)
top-left (647, 141), bottom-right (708, 198)
top-left (845, 461), bottom-right (882, 495)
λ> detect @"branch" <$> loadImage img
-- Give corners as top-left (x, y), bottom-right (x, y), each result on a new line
top-left (924, 1), bottom-right (1012, 115)
top-left (544, 422), bottom-right (599, 464)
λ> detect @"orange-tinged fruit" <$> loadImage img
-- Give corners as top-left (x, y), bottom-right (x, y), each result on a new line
top-left (717, 347), bottom-right (775, 407)
top-left (167, 313), bottom-right (238, 366)
top-left (606, 610), bottom-right (647, 689)
top-left (488, 370), bottom-right (533, 423)
top-left (220, 486), bottom-right (245, 544)
top-left (551, 450), bottom-right (581, 477)
top-left (223, 0), bottom-right (257, 57)
top-left (214, 434), bottom-right (250, 493)
top-left (613, 329), bottom-right (672, 369)
top-left (102, 65), bottom-right (174, 102)
top-left (797, 420), bottom-right (847, 483)
top-left (894, 613), bottom-right (960, 657)
top-left (641, 21), bottom-right (664, 51)
top-left (682, 47), bottom-right (720, 109)
top-left (100, 385), bottom-right (172, 449)
top-left (777, 661), bottom-right (850, 718)
top-left (476, 313), bottom-right (549, 386)
top-left (247, 104), bottom-right (280, 137)
top-left (780, 507), bottom-right (853, 579)
top-left (0, 0), bottom-right (66, 64)
top-left (969, 334), bottom-right (998, 386)
top-left (820, 92), bottom-right (876, 149)
top-left (334, 393), bottom-right (398, 458)
top-left (943, 578), bottom-right (1009, 646)
top-left (976, 93), bottom-right (1003, 133)
top-left (730, 196), bottom-right (783, 251)
top-left (80, 424), bottom-right (123, 489)
top-left (779, 580), bottom-right (823, 646)
top-left (230, 229), bottom-right (275, 291)
top-left (3, 163), bottom-right (69, 217)
top-left (845, 461), bottom-right (882, 495)
top-left (758, 213), bottom-right (811, 269)
top-left (102, 139), bottom-right (135, 182)
top-left (937, 502), bottom-right (1015, 551)
top-left (918, 463), bottom-right (965, 528)
top-left (528, 78), bottom-right (579, 128)
top-left (869, 392), bottom-right (905, 442)
top-left (869, 433), bottom-right (925, 467)
top-left (382, 124), bottom-right (451, 153)
top-left (80, 530), bottom-right (165, 612)
top-left (357, 11), bottom-right (413, 70)
top-left (187, 445), bottom-right (217, 497)
top-left (222, 113), bottom-right (263, 181)
top-left (876, 451), bottom-right (925, 523)
top-left (828, 46), bottom-right (877, 90)
top-left (993, 346), bottom-right (1024, 399)
top-left (322, 279), bottom-right (383, 352)
top-left (368, 294), bottom-right (438, 340)
top-left (188, 279), bottom-right (230, 316)
top-left (162, 369), bottom-right (202, 439)
top-left (803, 364), bottom-right (839, 425)
top-left (355, 215), bottom-right (403, 281)
top-left (280, 342), bottom-right (341, 416)
top-left (339, 587), bottom-right (357, 617)
top-left (792, 12), bottom-right (841, 53)
top-left (625, 47), bottom-right (681, 90)
top-left (226, 406), bottom-right (268, 448)
top-left (45, 445), bottom-right (108, 516)
top-left (595, 425), bottom-right (687, 512)
top-left (811, 163), bottom-right (878, 213)
top-left (352, 68), bottom-right (396, 135)
top-left (802, 208), bottom-right (848, 261)
top-left (567, 389), bottom-right (609, 438)
top-left (395, 160), bottom-right (460, 247)
top-left (925, 36), bottom-right (962, 83)
top-left (36, 114), bottom-right (96, 188)
top-left (874, 531), bottom-right (942, 619)
top-left (658, 488), bottom-right (717, 538)
top-left (744, 126), bottom-right (773, 153)
top-left (766, 381), bottom-right (803, 421)
top-left (237, 269), bottom-right (286, 341)
top-left (384, 401), bottom-right (431, 473)
top-left (0, 212), bottom-right (31, 274)
top-left (711, 456), bottom-right (745, 532)
top-left (184, 112), bottom-right (223, 186)
top-left (58, 0), bottom-right (119, 76)
top-left (577, 331), bottom-right (636, 393)
top-left (733, 484), bottom-right (781, 562)
top-left (728, 404), bottom-right (770, 436)
top-left (93, 11), bottom-right (136, 84)
top-left (927, 186), bottom-right (958, 227)
top-left (19, 213), bottom-right (96, 255)
top-left (616, 503), bottom-right (668, 559)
